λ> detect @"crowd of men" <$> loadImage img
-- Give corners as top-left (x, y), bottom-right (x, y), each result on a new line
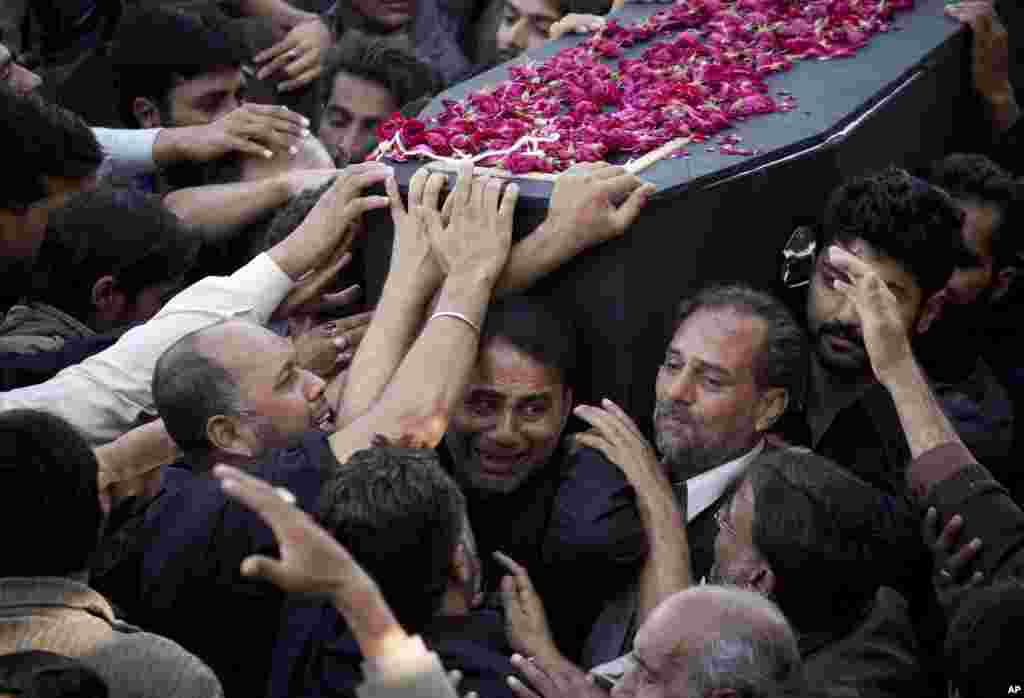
top-left (0, 0), bottom-right (1021, 697)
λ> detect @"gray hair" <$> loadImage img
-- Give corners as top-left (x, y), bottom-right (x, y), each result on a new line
top-left (685, 588), bottom-right (804, 698)
top-left (152, 324), bottom-right (243, 459)
top-left (675, 284), bottom-right (808, 405)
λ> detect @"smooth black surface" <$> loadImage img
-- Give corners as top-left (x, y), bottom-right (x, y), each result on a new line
top-left (392, 0), bottom-right (962, 203)
top-left (367, 0), bottom-right (971, 430)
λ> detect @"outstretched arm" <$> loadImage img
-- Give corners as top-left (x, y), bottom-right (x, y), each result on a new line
top-left (330, 165), bottom-right (517, 463)
top-left (574, 399), bottom-right (691, 623)
top-left (338, 169), bottom-right (446, 425)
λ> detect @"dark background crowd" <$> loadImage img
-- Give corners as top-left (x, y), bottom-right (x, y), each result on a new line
top-left (0, 0), bottom-right (1022, 697)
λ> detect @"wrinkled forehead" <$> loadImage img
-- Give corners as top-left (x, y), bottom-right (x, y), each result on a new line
top-left (469, 339), bottom-right (566, 396)
top-left (198, 321), bottom-right (292, 375)
top-left (822, 238), bottom-right (921, 298)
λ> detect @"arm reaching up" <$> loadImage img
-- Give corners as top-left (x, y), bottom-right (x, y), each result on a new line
top-left (338, 169), bottom-right (446, 425)
top-left (495, 163), bottom-right (654, 295)
top-left (330, 163), bottom-right (516, 463)
top-left (574, 399), bottom-right (691, 623)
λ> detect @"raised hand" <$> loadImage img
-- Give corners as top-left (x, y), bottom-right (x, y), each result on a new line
top-left (826, 245), bottom-right (915, 386)
top-left (213, 464), bottom-right (409, 659)
top-left (546, 163), bottom-right (655, 255)
top-left (387, 168), bottom-right (445, 293)
top-left (270, 162), bottom-right (390, 286)
top-left (494, 552), bottom-right (559, 661)
top-left (573, 398), bottom-right (669, 492)
top-left (168, 103), bottom-right (310, 162)
top-left (549, 13), bottom-right (606, 40)
top-left (946, 3), bottom-right (1015, 105)
top-left (427, 163), bottom-right (517, 280)
top-left (922, 508), bottom-right (984, 610)
top-left (254, 17), bottom-right (332, 92)
top-left (507, 654), bottom-right (604, 698)
top-left (293, 311), bottom-right (372, 378)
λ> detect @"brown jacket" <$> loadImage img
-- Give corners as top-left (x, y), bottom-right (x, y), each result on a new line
top-left (0, 577), bottom-right (222, 698)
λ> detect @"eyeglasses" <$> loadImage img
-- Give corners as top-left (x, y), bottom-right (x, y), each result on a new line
top-left (714, 506), bottom-right (737, 538)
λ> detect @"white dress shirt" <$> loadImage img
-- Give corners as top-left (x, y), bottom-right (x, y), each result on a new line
top-left (0, 253), bottom-right (294, 444)
top-left (92, 127), bottom-right (161, 180)
top-left (682, 440), bottom-right (765, 523)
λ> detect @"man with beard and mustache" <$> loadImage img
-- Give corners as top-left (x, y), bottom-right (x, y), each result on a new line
top-left (572, 283), bottom-right (808, 667)
top-left (776, 167), bottom-right (965, 499)
top-left (921, 153), bottom-right (1019, 480)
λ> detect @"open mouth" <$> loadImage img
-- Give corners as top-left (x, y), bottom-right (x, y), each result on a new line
top-left (476, 448), bottom-right (526, 475)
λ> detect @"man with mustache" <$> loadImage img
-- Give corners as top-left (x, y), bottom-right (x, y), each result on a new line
top-left (577, 283), bottom-right (807, 667)
top-left (777, 167), bottom-right (965, 498)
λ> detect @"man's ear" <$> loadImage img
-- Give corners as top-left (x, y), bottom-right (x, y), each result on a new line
top-left (207, 415), bottom-right (255, 457)
top-left (915, 290), bottom-right (945, 335)
top-left (559, 386), bottom-right (574, 431)
top-left (132, 97), bottom-right (163, 129)
top-left (91, 275), bottom-right (126, 317)
top-left (451, 542), bottom-right (472, 586)
top-left (755, 387), bottom-right (788, 432)
top-left (992, 266), bottom-right (1018, 303)
top-left (748, 561), bottom-right (776, 597)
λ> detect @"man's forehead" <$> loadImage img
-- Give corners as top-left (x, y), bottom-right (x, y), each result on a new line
top-left (471, 340), bottom-right (564, 393)
top-left (198, 322), bottom-right (290, 366)
top-left (671, 307), bottom-right (766, 371)
top-left (831, 238), bottom-right (919, 294)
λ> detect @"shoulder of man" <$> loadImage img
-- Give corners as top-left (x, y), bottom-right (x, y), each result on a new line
top-left (86, 625), bottom-right (225, 698)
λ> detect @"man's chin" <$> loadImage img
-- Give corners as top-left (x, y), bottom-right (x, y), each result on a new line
top-left (815, 342), bottom-right (869, 377)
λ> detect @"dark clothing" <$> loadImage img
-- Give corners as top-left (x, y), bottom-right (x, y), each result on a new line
top-left (93, 432), bottom-right (334, 698)
top-left (801, 587), bottom-right (926, 698)
top-left (451, 445), bottom-right (646, 660)
top-left (0, 331), bottom-right (119, 390)
top-left (775, 381), bottom-right (912, 499)
top-left (581, 488), bottom-right (727, 669)
top-left (270, 603), bottom-right (515, 698)
top-left (909, 442), bottom-right (1024, 587)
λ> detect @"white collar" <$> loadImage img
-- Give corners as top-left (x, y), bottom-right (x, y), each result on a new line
top-left (683, 440), bottom-right (765, 523)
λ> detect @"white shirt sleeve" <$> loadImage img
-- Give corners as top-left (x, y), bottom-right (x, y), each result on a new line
top-left (357, 636), bottom-right (456, 698)
top-left (92, 127), bottom-right (162, 179)
top-left (0, 253), bottom-right (293, 445)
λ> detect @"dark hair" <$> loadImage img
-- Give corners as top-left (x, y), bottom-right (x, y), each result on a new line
top-left (559, 0), bottom-right (613, 13)
top-left (744, 449), bottom-right (892, 632)
top-left (317, 446), bottom-right (466, 631)
top-left (318, 30), bottom-right (442, 125)
top-left (0, 646), bottom-right (108, 695)
top-left (928, 152), bottom-right (1022, 271)
top-left (480, 296), bottom-right (578, 387)
top-left (0, 651), bottom-right (108, 698)
top-left (258, 180), bottom-right (335, 257)
top-left (0, 410), bottom-right (102, 577)
top-left (946, 578), bottom-right (1024, 698)
top-left (0, 85), bottom-right (103, 210)
top-left (29, 187), bottom-right (199, 323)
top-left (675, 284), bottom-right (808, 405)
top-left (821, 166), bottom-right (965, 300)
top-left (153, 326), bottom-right (242, 459)
top-left (111, 6), bottom-right (248, 127)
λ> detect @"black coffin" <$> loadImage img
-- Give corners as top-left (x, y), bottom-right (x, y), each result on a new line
top-left (360, 0), bottom-right (967, 432)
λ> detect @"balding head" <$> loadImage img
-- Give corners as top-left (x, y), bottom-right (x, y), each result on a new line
top-left (154, 320), bottom-right (331, 464)
top-left (615, 586), bottom-right (802, 698)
